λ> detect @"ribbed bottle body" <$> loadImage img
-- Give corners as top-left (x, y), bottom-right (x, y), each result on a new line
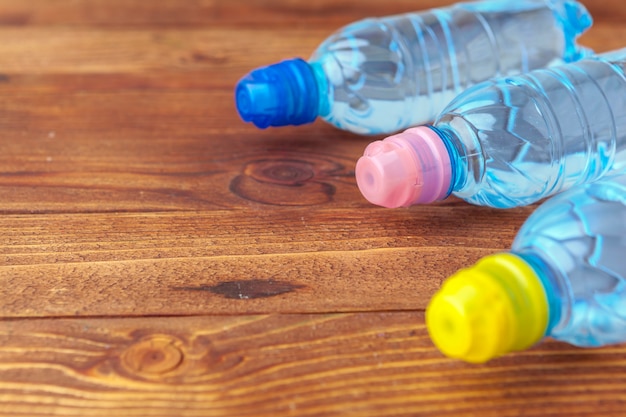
top-left (313, 0), bottom-right (591, 134)
top-left (438, 50), bottom-right (626, 208)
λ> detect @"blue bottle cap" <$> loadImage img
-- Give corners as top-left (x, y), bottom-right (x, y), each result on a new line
top-left (235, 58), bottom-right (320, 128)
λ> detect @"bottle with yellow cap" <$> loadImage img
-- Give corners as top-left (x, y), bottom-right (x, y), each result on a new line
top-left (426, 174), bottom-right (626, 363)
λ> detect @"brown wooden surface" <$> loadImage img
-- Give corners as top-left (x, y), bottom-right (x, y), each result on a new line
top-left (0, 1), bottom-right (624, 416)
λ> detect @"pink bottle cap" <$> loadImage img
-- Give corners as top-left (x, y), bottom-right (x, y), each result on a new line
top-left (355, 126), bottom-right (453, 208)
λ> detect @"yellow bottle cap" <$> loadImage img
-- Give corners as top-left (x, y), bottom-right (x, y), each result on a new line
top-left (426, 253), bottom-right (549, 363)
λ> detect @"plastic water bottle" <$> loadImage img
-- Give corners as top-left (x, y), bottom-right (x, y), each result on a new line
top-left (235, 0), bottom-right (592, 135)
top-left (426, 174), bottom-right (626, 363)
top-left (356, 48), bottom-right (626, 208)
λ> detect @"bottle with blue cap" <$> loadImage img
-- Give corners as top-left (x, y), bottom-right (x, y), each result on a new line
top-left (426, 174), bottom-right (626, 363)
top-left (235, 0), bottom-right (592, 135)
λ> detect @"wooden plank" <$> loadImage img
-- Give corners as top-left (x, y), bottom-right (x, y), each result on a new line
top-left (0, 21), bottom-right (620, 216)
top-left (0, 207), bottom-right (530, 317)
top-left (0, 0), bottom-right (621, 29)
top-left (0, 27), bottom-right (325, 74)
top-left (0, 21), bottom-right (618, 77)
top-left (0, 0), bottom-right (454, 28)
top-left (0, 313), bottom-right (624, 417)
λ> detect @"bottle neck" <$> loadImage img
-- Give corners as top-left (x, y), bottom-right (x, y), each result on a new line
top-left (515, 250), bottom-right (568, 336)
top-left (430, 118), bottom-right (484, 196)
top-left (310, 61), bottom-right (330, 118)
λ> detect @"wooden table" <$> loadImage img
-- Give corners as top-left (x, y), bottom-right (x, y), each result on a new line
top-left (1, 1), bottom-right (625, 416)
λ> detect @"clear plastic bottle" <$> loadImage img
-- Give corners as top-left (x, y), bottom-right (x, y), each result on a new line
top-left (426, 174), bottom-right (626, 363)
top-left (235, 0), bottom-right (592, 135)
top-left (356, 48), bottom-right (626, 208)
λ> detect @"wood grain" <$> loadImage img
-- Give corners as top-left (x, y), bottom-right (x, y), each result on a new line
top-left (0, 0), bottom-right (625, 415)
top-left (0, 313), bottom-right (625, 417)
top-left (0, 0), bottom-right (453, 28)
top-left (0, 0), bottom-right (620, 29)
top-left (0, 207), bottom-right (529, 317)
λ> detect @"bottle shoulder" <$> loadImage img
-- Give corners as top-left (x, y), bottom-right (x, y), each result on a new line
top-left (310, 15), bottom-right (422, 134)
top-left (437, 77), bottom-right (561, 208)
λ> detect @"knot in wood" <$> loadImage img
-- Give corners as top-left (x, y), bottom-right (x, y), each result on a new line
top-left (231, 157), bottom-right (337, 206)
top-left (121, 335), bottom-right (184, 376)
top-left (245, 159), bottom-right (315, 185)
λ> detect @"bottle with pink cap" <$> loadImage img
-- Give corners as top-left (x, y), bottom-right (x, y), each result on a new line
top-left (356, 48), bottom-right (626, 209)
